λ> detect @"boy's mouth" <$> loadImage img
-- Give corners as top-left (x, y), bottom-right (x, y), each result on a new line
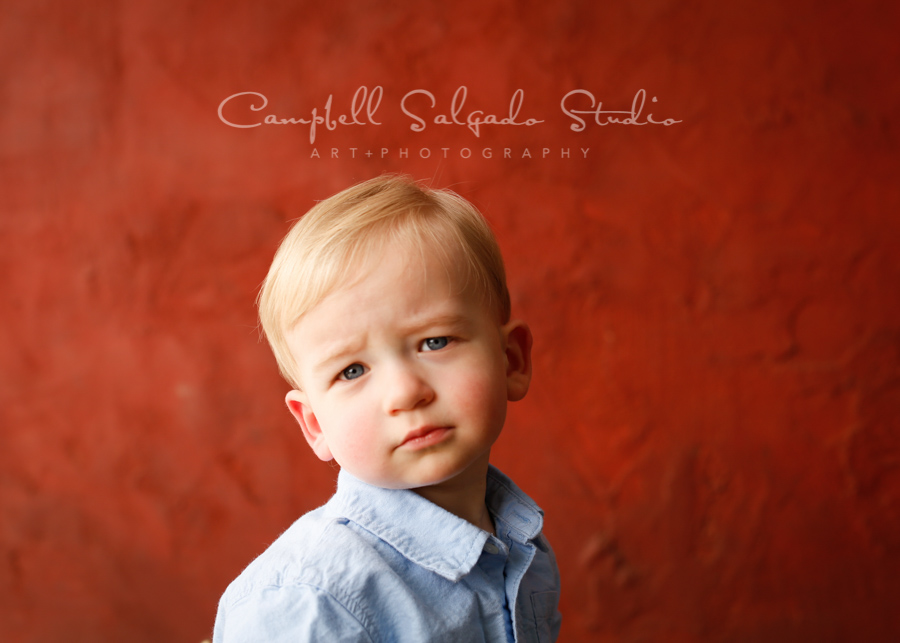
top-left (398, 426), bottom-right (453, 450)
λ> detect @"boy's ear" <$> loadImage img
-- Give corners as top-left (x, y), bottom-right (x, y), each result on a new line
top-left (285, 390), bottom-right (334, 461)
top-left (502, 320), bottom-right (533, 402)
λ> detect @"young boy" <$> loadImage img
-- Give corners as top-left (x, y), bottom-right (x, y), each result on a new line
top-left (213, 175), bottom-right (562, 642)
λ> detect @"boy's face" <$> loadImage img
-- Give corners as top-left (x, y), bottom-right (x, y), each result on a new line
top-left (283, 240), bottom-right (532, 492)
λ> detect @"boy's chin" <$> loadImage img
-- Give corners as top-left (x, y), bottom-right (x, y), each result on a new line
top-left (337, 447), bottom-right (494, 490)
top-left (404, 457), bottom-right (493, 490)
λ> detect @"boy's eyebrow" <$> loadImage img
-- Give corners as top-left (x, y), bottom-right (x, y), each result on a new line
top-left (309, 312), bottom-right (472, 376)
top-left (399, 311), bottom-right (471, 334)
top-left (310, 337), bottom-right (368, 376)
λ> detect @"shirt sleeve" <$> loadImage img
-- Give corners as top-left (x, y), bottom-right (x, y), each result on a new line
top-left (213, 583), bottom-right (375, 643)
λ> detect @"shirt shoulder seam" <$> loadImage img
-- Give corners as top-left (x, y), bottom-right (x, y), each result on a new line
top-left (229, 580), bottom-right (379, 643)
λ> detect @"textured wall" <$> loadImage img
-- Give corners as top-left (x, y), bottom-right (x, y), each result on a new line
top-left (1, 1), bottom-right (899, 641)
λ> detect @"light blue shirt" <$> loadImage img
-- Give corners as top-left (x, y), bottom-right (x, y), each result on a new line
top-left (213, 465), bottom-right (561, 642)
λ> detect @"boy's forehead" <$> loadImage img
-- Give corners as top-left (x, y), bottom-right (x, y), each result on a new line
top-left (342, 236), bottom-right (472, 295)
top-left (285, 241), bottom-right (493, 347)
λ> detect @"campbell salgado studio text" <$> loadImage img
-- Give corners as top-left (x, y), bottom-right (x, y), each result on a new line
top-left (217, 86), bottom-right (682, 144)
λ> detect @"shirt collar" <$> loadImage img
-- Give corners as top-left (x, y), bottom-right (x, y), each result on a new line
top-left (326, 465), bottom-right (544, 582)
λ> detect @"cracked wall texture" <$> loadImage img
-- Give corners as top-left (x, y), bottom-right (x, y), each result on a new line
top-left (1, 0), bottom-right (898, 641)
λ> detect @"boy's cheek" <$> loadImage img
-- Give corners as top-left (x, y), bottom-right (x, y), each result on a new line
top-left (324, 411), bottom-right (379, 460)
top-left (451, 373), bottom-right (507, 422)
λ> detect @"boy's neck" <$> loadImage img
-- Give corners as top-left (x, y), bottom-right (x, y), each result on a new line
top-left (411, 455), bottom-right (496, 535)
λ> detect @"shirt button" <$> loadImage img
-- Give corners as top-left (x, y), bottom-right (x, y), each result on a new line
top-left (484, 541), bottom-right (499, 555)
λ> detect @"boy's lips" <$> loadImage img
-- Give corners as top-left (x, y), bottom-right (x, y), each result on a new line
top-left (398, 425), bottom-right (453, 450)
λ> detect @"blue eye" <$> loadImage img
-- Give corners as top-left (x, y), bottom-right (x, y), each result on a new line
top-left (339, 363), bottom-right (366, 381)
top-left (422, 337), bottom-right (449, 351)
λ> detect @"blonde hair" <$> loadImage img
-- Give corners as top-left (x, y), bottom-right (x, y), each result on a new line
top-left (259, 174), bottom-right (511, 388)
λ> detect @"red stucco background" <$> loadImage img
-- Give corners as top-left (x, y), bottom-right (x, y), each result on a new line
top-left (2, 1), bottom-right (899, 641)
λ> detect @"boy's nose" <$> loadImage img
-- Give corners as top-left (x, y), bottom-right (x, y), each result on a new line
top-left (383, 362), bottom-right (435, 415)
